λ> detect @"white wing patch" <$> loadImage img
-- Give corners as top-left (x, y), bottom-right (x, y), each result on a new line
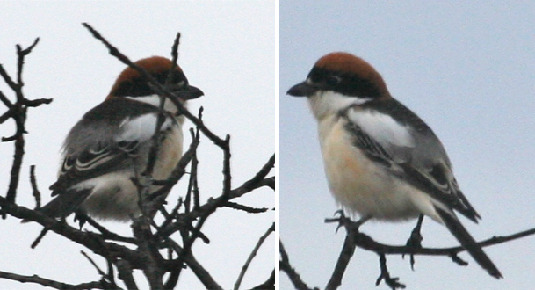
top-left (116, 113), bottom-right (173, 141)
top-left (348, 109), bottom-right (414, 148)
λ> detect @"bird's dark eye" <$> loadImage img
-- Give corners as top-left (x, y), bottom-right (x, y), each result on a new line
top-left (159, 69), bottom-right (186, 86)
top-left (307, 68), bottom-right (342, 87)
top-left (326, 75), bottom-right (342, 86)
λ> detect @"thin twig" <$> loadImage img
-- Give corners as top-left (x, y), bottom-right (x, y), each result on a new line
top-left (0, 271), bottom-right (113, 289)
top-left (29, 165), bottom-right (41, 208)
top-left (0, 90), bottom-right (12, 107)
top-left (158, 154), bottom-right (274, 238)
top-left (224, 201), bottom-right (269, 214)
top-left (0, 38), bottom-right (51, 205)
top-left (229, 155), bottom-right (275, 199)
top-left (81, 250), bottom-right (106, 276)
top-left (172, 135), bottom-right (231, 280)
top-left (163, 238), bottom-right (223, 290)
top-left (31, 227), bottom-right (49, 249)
top-left (234, 222), bottom-right (275, 290)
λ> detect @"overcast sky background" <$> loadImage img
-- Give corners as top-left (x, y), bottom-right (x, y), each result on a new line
top-left (2, 1), bottom-right (535, 290)
top-left (0, 1), bottom-right (274, 289)
top-left (280, 1), bottom-right (535, 290)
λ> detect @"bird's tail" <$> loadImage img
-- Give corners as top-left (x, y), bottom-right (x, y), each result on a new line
top-left (38, 188), bottom-right (91, 219)
top-left (434, 205), bottom-right (502, 279)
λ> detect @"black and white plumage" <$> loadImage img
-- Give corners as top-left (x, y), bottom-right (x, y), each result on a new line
top-left (40, 56), bottom-right (203, 221)
top-left (287, 52), bottom-right (501, 278)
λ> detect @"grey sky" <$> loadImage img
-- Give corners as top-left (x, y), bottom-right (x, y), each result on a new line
top-left (280, 1), bottom-right (535, 289)
top-left (2, 1), bottom-right (535, 289)
top-left (0, 1), bottom-right (274, 289)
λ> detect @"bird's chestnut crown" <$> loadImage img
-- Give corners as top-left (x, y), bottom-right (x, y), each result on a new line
top-left (108, 56), bottom-right (188, 99)
top-left (307, 52), bottom-right (389, 98)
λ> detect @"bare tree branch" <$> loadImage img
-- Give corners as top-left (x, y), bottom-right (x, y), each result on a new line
top-left (235, 222), bottom-right (275, 290)
top-left (250, 270), bottom-right (275, 290)
top-left (281, 212), bottom-right (535, 289)
top-left (0, 37), bottom-right (52, 206)
top-left (29, 165), bottom-right (41, 208)
top-left (116, 259), bottom-right (138, 290)
top-left (224, 201), bottom-right (270, 214)
top-left (1, 25), bottom-right (274, 289)
top-left (0, 271), bottom-right (113, 289)
top-left (325, 232), bottom-right (356, 290)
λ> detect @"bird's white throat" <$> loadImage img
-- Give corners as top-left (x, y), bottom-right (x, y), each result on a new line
top-left (307, 91), bottom-right (372, 121)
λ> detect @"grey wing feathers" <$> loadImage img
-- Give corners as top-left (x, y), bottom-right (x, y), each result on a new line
top-left (51, 98), bottom-right (154, 193)
top-left (50, 140), bottom-right (140, 194)
top-left (341, 103), bottom-right (480, 222)
top-left (44, 97), bottom-right (168, 218)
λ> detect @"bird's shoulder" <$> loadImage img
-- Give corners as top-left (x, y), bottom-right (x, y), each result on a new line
top-left (342, 98), bottom-right (447, 161)
top-left (82, 97), bottom-right (159, 122)
top-left (362, 98), bottom-right (435, 136)
top-left (66, 97), bottom-right (177, 149)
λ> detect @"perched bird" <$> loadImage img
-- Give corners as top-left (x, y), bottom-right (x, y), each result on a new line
top-left (40, 56), bottom-right (203, 221)
top-left (287, 52), bottom-right (502, 278)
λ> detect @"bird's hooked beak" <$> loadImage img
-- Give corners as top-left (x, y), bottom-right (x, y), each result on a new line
top-left (287, 81), bottom-right (317, 98)
top-left (171, 84), bottom-right (204, 100)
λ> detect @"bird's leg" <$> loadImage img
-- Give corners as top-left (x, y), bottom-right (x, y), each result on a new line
top-left (376, 252), bottom-right (406, 289)
top-left (350, 214), bottom-right (372, 232)
top-left (74, 211), bottom-right (90, 230)
top-left (131, 157), bottom-right (155, 189)
top-left (403, 214), bottom-right (424, 270)
top-left (406, 214), bottom-right (424, 248)
top-left (325, 210), bottom-right (372, 233)
top-left (325, 209), bottom-right (348, 232)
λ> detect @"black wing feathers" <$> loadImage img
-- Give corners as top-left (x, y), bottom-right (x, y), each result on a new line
top-left (434, 206), bottom-right (502, 278)
top-left (50, 141), bottom-right (140, 194)
top-left (340, 101), bottom-right (479, 222)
